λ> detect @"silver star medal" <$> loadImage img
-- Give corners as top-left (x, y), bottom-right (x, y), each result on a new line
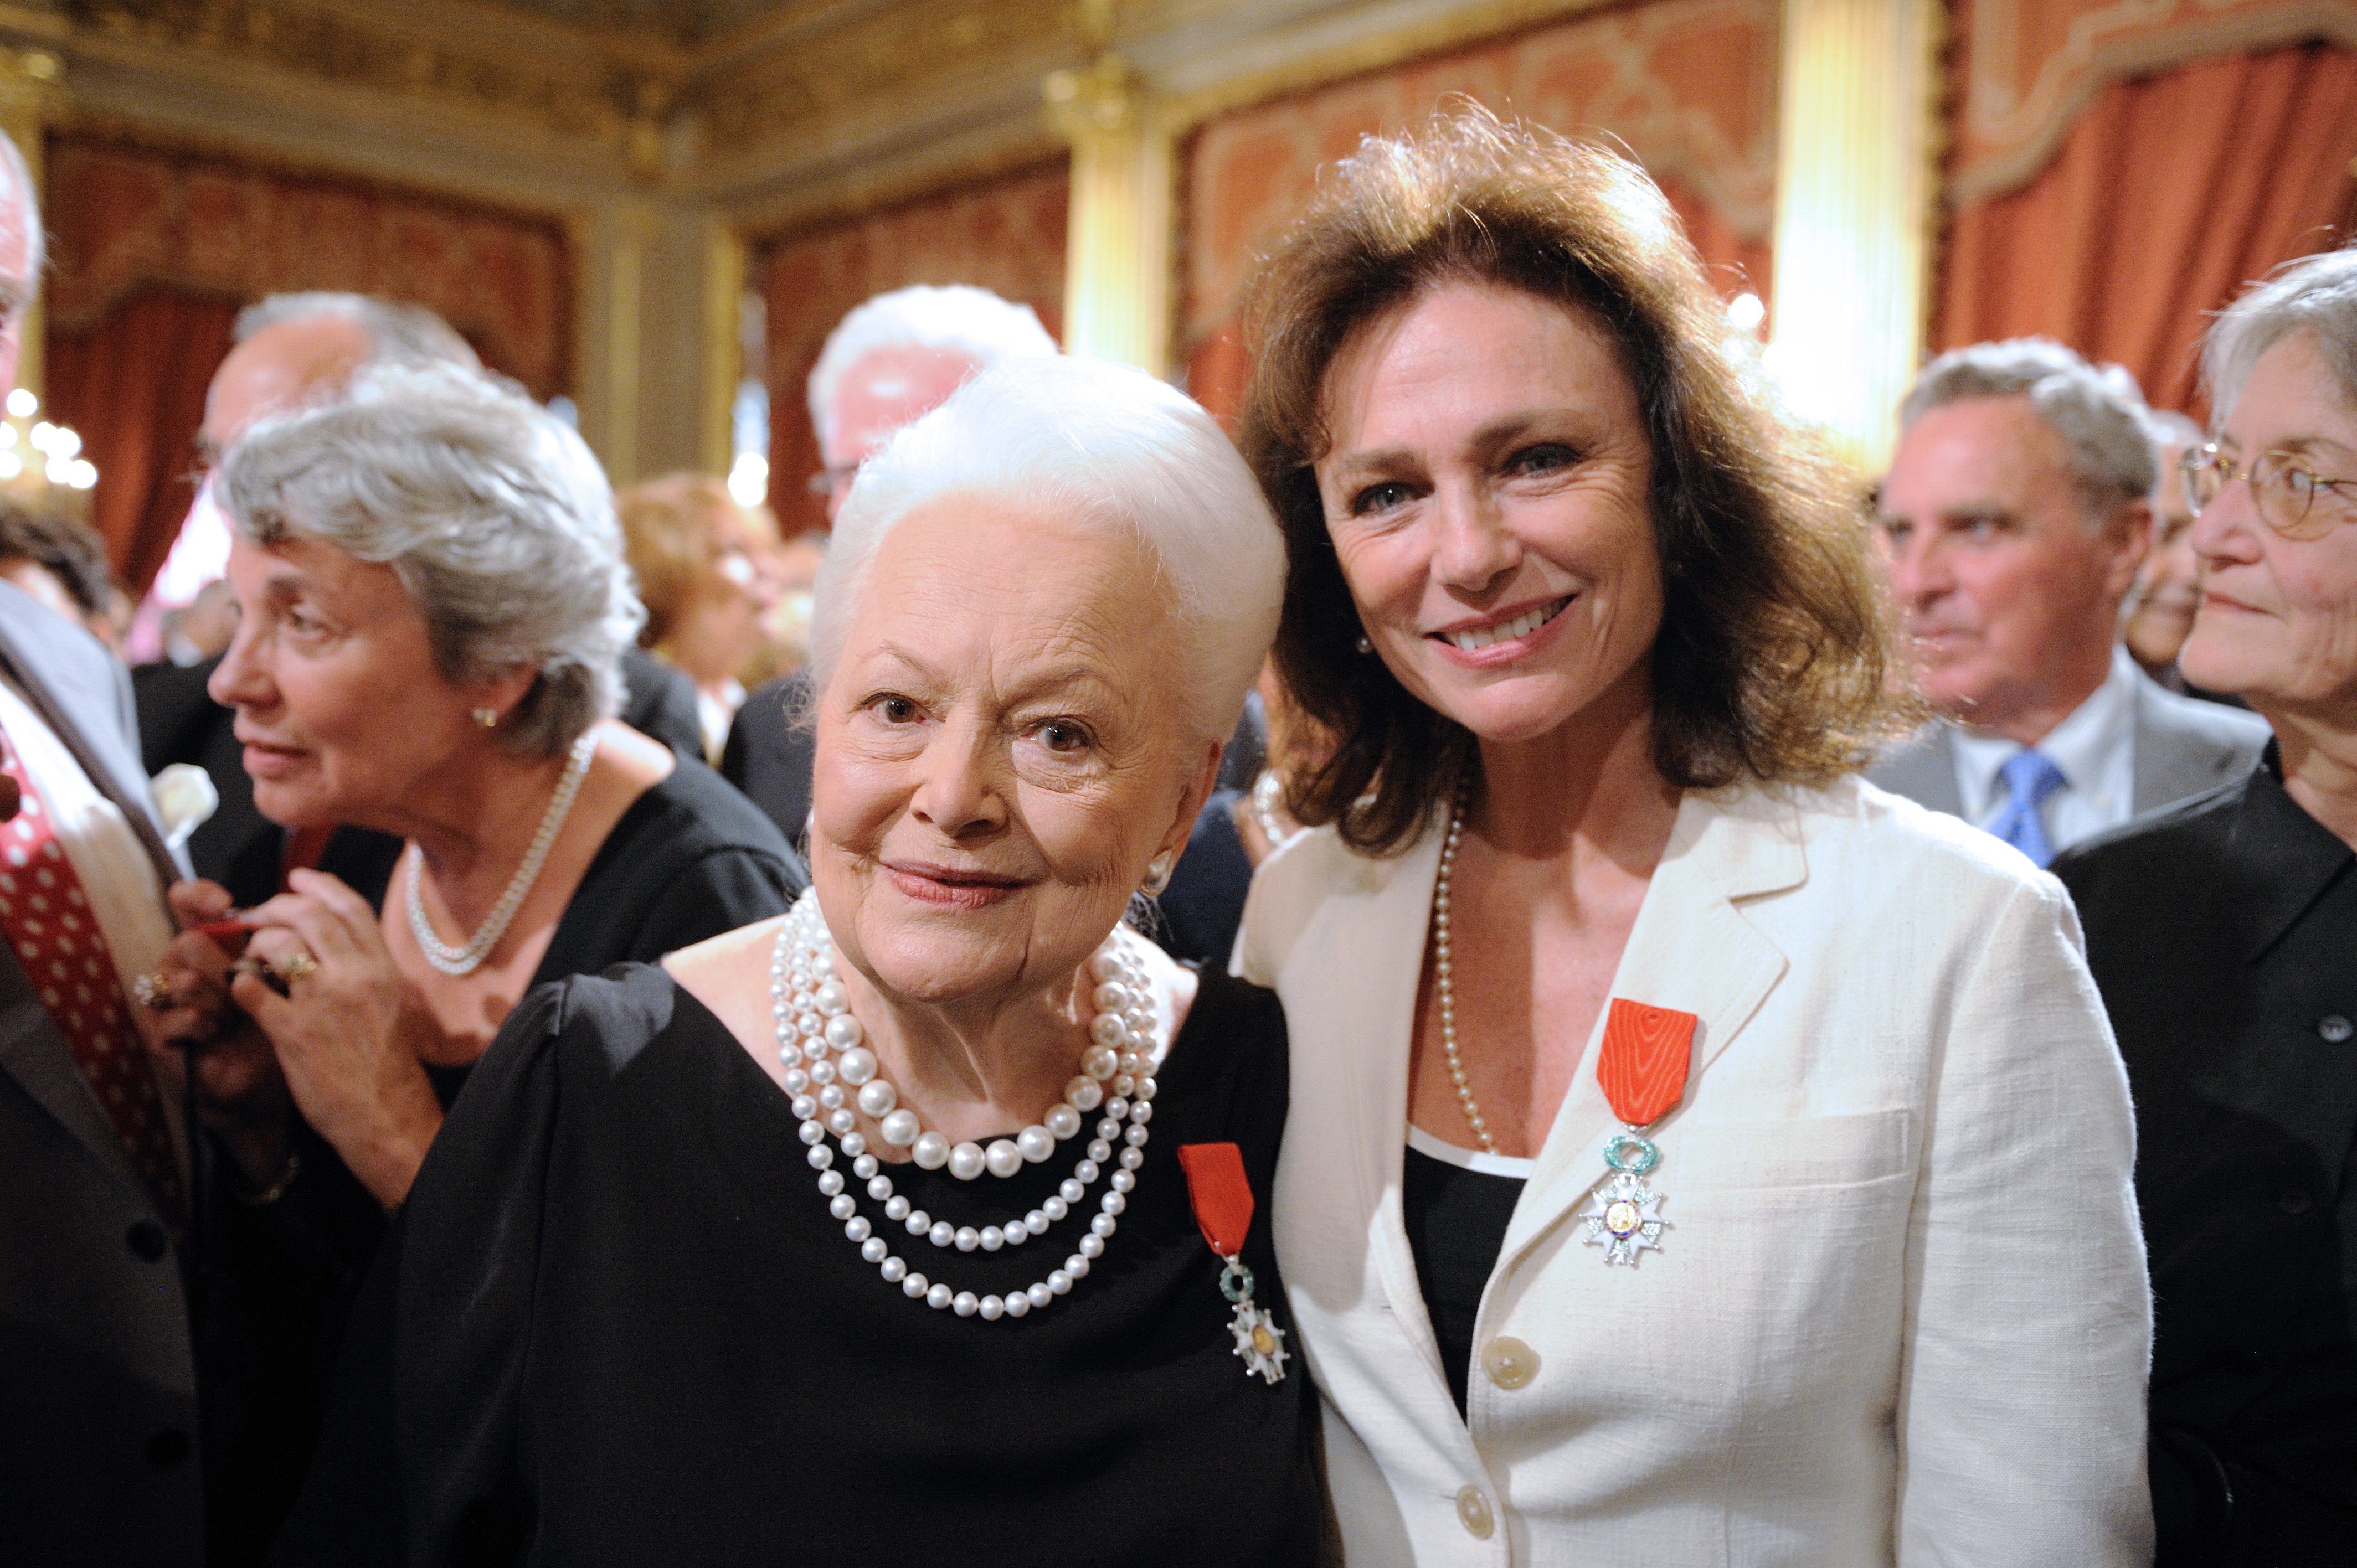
top-left (1220, 1258), bottom-right (1289, 1384)
top-left (1581, 1131), bottom-right (1667, 1265)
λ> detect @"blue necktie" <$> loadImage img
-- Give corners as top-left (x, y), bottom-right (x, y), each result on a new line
top-left (1990, 749), bottom-right (2067, 868)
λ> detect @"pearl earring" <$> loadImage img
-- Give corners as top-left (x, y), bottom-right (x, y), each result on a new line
top-left (1141, 851), bottom-right (1175, 896)
top-left (1355, 635), bottom-right (1373, 654)
top-left (472, 708), bottom-right (498, 729)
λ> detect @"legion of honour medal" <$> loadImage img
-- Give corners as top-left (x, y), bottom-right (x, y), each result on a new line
top-left (1177, 1141), bottom-right (1289, 1385)
top-left (1580, 998), bottom-right (1697, 1266)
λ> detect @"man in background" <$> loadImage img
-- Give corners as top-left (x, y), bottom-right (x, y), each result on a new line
top-left (2123, 408), bottom-right (2224, 695)
top-left (723, 283), bottom-right (1059, 838)
top-left (0, 125), bottom-right (209, 1567)
top-left (0, 494), bottom-right (123, 648)
top-left (1870, 338), bottom-right (2267, 864)
top-left (136, 292), bottom-right (704, 909)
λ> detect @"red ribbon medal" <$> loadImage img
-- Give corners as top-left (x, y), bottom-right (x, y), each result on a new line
top-left (1582, 999), bottom-right (1697, 1267)
top-left (1176, 1143), bottom-right (1288, 1385)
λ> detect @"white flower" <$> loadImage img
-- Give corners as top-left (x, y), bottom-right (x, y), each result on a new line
top-left (150, 763), bottom-right (219, 850)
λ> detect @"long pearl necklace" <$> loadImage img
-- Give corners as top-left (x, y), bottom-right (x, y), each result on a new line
top-left (1430, 780), bottom-right (1497, 1153)
top-left (773, 890), bottom-right (1157, 1320)
top-left (405, 728), bottom-right (599, 977)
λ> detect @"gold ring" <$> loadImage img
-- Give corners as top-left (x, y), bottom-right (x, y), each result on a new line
top-left (279, 949), bottom-right (320, 985)
top-left (132, 971), bottom-right (173, 1012)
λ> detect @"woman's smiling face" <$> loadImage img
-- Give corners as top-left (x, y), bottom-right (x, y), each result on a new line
top-left (1313, 280), bottom-right (1664, 747)
top-left (809, 493), bottom-right (1213, 1010)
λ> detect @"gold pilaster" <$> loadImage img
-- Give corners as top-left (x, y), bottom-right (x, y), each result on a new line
top-left (1767, 0), bottom-right (1942, 472)
top-left (569, 198), bottom-right (655, 484)
top-left (1044, 54), bottom-right (1175, 376)
top-left (0, 48), bottom-right (62, 403)
top-left (699, 212), bottom-right (744, 477)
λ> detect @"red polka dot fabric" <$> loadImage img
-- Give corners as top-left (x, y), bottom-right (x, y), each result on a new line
top-left (0, 742), bottom-right (186, 1224)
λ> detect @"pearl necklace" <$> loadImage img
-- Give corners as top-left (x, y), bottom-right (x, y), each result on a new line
top-left (773, 890), bottom-right (1157, 1320)
top-left (405, 728), bottom-right (599, 977)
top-left (1430, 781), bottom-right (1497, 1153)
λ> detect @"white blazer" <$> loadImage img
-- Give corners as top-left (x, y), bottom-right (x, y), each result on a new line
top-left (1237, 776), bottom-right (2152, 1566)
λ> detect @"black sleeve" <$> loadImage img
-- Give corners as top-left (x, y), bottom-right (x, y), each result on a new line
top-left (273, 983), bottom-right (572, 1568)
top-left (618, 649), bottom-right (707, 761)
top-left (617, 847), bottom-right (802, 966)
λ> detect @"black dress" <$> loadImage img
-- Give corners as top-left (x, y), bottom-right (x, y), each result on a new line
top-left (277, 962), bottom-right (1325, 1566)
top-left (205, 761), bottom-right (803, 1567)
top-left (2055, 750), bottom-right (2357, 1563)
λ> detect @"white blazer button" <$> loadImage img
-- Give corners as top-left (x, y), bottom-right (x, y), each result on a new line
top-left (1482, 1336), bottom-right (1538, 1389)
top-left (1455, 1484), bottom-right (1495, 1538)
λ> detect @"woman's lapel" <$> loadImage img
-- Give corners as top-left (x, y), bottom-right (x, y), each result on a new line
top-left (1494, 787), bottom-right (1805, 1276)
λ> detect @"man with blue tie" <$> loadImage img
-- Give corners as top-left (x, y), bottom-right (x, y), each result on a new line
top-left (1870, 339), bottom-right (2268, 863)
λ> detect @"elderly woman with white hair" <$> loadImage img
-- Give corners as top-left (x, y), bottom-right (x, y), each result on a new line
top-left (277, 355), bottom-right (1325, 1565)
top-left (2056, 245), bottom-right (2357, 1563)
top-left (132, 364), bottom-right (801, 1557)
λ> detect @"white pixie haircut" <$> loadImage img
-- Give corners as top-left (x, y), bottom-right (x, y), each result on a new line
top-left (219, 363), bottom-right (644, 757)
top-left (235, 291), bottom-right (482, 373)
top-left (806, 284), bottom-right (1058, 457)
top-left (2202, 244), bottom-right (2357, 420)
top-left (1901, 337), bottom-right (2156, 509)
top-left (811, 356), bottom-right (1286, 752)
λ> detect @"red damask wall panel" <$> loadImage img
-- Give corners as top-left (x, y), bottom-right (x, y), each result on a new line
top-left (759, 161), bottom-right (1069, 536)
top-left (45, 136), bottom-right (572, 397)
top-left (1183, 0), bottom-right (1779, 423)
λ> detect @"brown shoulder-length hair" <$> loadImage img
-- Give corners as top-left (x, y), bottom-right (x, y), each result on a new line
top-left (1237, 106), bottom-right (1906, 855)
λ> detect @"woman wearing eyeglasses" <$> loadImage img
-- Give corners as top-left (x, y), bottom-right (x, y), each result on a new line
top-left (2055, 246), bottom-right (2357, 1565)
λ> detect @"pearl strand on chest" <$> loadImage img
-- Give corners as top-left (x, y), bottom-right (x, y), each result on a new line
top-left (772, 891), bottom-right (1160, 1320)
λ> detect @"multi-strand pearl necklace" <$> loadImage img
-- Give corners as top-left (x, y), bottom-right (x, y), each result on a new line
top-left (406, 728), bottom-right (599, 977)
top-left (1430, 780), bottom-right (1497, 1154)
top-left (771, 890), bottom-right (1158, 1321)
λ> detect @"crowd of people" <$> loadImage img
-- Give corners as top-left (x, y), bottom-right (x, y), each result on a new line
top-left (0, 101), bottom-right (2350, 1567)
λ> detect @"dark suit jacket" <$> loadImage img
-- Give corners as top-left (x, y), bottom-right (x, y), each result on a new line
top-left (0, 581), bottom-right (205, 1566)
top-left (2056, 756), bottom-right (2357, 1565)
top-left (1869, 664), bottom-right (2270, 829)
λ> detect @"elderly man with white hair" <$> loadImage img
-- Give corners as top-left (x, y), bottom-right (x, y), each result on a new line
top-left (2056, 245), bottom-right (2357, 1564)
top-left (1872, 337), bottom-right (2268, 864)
top-left (723, 284), bottom-right (1060, 843)
top-left (279, 353), bottom-right (1325, 1565)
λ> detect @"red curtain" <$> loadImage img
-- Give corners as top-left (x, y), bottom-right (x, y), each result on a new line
top-left (47, 289), bottom-right (240, 597)
top-left (1935, 41), bottom-right (2357, 416)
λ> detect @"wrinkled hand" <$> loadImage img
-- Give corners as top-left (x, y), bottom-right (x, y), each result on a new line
top-left (135, 879), bottom-right (295, 1187)
top-left (232, 869), bottom-right (445, 1210)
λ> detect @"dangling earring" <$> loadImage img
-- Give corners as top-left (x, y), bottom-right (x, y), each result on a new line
top-left (472, 708), bottom-right (498, 729)
top-left (1141, 851), bottom-right (1175, 896)
top-left (1355, 635), bottom-right (1373, 655)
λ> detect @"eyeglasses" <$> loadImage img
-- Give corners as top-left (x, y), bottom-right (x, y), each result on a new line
top-left (2180, 442), bottom-right (2357, 540)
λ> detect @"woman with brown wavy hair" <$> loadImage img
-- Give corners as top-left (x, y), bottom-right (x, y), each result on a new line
top-left (1231, 109), bottom-right (2151, 1564)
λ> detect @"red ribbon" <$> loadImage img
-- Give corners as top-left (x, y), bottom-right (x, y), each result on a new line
top-left (1597, 999), bottom-right (1697, 1128)
top-left (1176, 1142), bottom-right (1254, 1259)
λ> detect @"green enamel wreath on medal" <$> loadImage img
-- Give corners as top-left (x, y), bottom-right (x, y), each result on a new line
top-left (1579, 999), bottom-right (1696, 1265)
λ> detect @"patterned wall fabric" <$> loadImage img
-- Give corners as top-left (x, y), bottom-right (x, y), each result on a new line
top-left (1949, 0), bottom-right (2357, 204)
top-left (1181, 0), bottom-right (1778, 419)
top-left (759, 160), bottom-right (1069, 535)
top-left (45, 136), bottom-right (573, 396)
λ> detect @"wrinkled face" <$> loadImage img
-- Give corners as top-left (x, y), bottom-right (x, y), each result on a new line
top-left (810, 496), bottom-right (1211, 1010)
top-left (200, 314), bottom-right (374, 462)
top-left (209, 534), bottom-right (487, 829)
top-left (2180, 332), bottom-right (2357, 722)
top-left (1313, 282), bottom-right (1663, 747)
top-left (821, 344), bottom-right (984, 523)
top-left (1877, 396), bottom-right (2145, 727)
top-left (2124, 441), bottom-right (2202, 669)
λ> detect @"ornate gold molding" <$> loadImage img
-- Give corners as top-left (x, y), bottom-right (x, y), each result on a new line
top-left (1045, 49), bottom-right (1174, 372)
